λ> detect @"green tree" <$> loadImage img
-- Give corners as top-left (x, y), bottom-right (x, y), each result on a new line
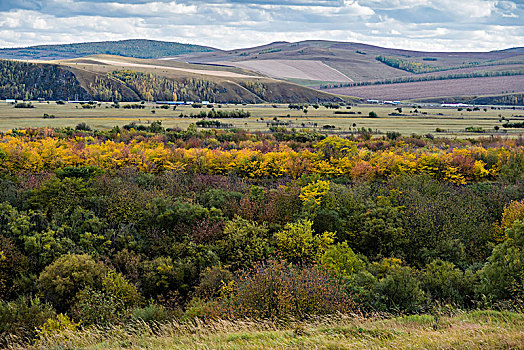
top-left (479, 220), bottom-right (524, 301)
top-left (37, 254), bottom-right (107, 311)
top-left (274, 219), bottom-right (334, 264)
top-left (215, 217), bottom-right (269, 270)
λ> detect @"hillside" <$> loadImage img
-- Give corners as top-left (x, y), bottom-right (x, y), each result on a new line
top-left (0, 39), bottom-right (216, 60)
top-left (0, 56), bottom-right (348, 103)
top-left (174, 40), bottom-right (524, 82)
top-left (171, 40), bottom-right (524, 103)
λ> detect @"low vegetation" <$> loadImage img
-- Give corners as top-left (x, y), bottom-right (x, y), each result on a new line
top-left (0, 126), bottom-right (523, 347)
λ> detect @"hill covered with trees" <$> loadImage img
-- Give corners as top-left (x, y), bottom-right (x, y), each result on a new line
top-left (0, 59), bottom-right (90, 101)
top-left (0, 39), bottom-right (215, 60)
top-left (0, 59), bottom-right (344, 103)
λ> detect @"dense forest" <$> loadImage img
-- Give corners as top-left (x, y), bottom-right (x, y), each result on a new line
top-left (108, 70), bottom-right (222, 102)
top-left (0, 60), bottom-right (90, 101)
top-left (0, 39), bottom-right (214, 60)
top-left (0, 126), bottom-right (523, 347)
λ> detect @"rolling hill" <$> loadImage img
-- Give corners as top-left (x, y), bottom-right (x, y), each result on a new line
top-left (0, 39), bottom-right (216, 60)
top-left (171, 40), bottom-right (524, 103)
top-left (2, 39), bottom-right (524, 104)
top-left (0, 55), bottom-right (348, 103)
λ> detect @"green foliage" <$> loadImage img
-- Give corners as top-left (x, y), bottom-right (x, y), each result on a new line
top-left (131, 303), bottom-right (173, 323)
top-left (3, 39), bottom-right (213, 60)
top-left (102, 271), bottom-right (141, 308)
top-left (71, 287), bottom-right (125, 326)
top-left (479, 220), bottom-right (524, 301)
top-left (37, 254), bottom-right (107, 311)
top-left (0, 296), bottom-right (56, 342)
top-left (195, 265), bottom-right (234, 299)
top-left (109, 70), bottom-right (220, 102)
top-left (369, 258), bottom-right (428, 313)
top-left (275, 219), bottom-right (334, 264)
top-left (215, 217), bottom-right (269, 270)
top-left (376, 56), bottom-right (441, 74)
top-left (422, 259), bottom-right (477, 306)
top-left (321, 242), bottom-right (365, 276)
top-left (56, 166), bottom-right (102, 180)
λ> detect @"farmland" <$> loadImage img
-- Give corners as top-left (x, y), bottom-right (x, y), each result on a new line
top-left (322, 75), bottom-right (524, 101)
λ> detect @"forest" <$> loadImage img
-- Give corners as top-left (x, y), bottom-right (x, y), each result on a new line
top-left (0, 60), bottom-right (90, 101)
top-left (0, 125), bottom-right (523, 347)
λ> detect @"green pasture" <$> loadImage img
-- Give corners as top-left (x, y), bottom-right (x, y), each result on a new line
top-left (1, 102), bottom-right (523, 137)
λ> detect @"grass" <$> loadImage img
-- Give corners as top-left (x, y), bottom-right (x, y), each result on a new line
top-left (1, 101), bottom-right (523, 137)
top-left (10, 311), bottom-right (524, 349)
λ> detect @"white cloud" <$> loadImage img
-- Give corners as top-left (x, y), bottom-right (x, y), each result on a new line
top-left (0, 0), bottom-right (521, 51)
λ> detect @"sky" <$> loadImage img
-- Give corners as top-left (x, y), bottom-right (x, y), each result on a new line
top-left (0, 0), bottom-right (523, 52)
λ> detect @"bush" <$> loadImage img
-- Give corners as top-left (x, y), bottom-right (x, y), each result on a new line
top-left (131, 304), bottom-right (173, 323)
top-left (274, 219), bottom-right (334, 264)
top-left (37, 254), bottom-right (107, 311)
top-left (102, 271), bottom-right (141, 308)
top-left (368, 111), bottom-right (378, 118)
top-left (369, 258), bottom-right (428, 313)
top-left (215, 217), bottom-right (269, 270)
top-left (195, 265), bottom-right (234, 299)
top-left (422, 259), bottom-right (476, 306)
top-left (14, 102), bottom-right (34, 108)
top-left (321, 242), bottom-right (365, 277)
top-left (210, 260), bottom-right (354, 319)
top-left (75, 122), bottom-right (91, 131)
top-left (479, 220), bottom-right (524, 301)
top-left (71, 288), bottom-right (125, 326)
top-left (0, 296), bottom-right (56, 342)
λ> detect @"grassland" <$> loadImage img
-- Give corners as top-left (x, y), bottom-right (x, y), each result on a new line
top-left (2, 101), bottom-right (524, 137)
top-left (16, 311), bottom-right (524, 350)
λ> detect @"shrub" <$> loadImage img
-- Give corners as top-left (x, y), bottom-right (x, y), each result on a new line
top-left (274, 219), bottom-right (334, 264)
top-left (71, 288), bottom-right (125, 326)
top-left (422, 259), bottom-right (476, 306)
top-left (102, 271), bottom-right (141, 308)
top-left (210, 260), bottom-right (354, 319)
top-left (36, 313), bottom-right (79, 340)
top-left (37, 254), bottom-right (107, 311)
top-left (321, 242), bottom-right (365, 277)
top-left (131, 303), bottom-right (173, 323)
top-left (0, 296), bottom-right (56, 342)
top-left (479, 220), bottom-right (524, 301)
top-left (215, 217), bottom-right (269, 270)
top-left (369, 258), bottom-right (428, 313)
top-left (75, 122), bottom-right (91, 131)
top-left (195, 265), bottom-right (234, 299)
top-left (368, 111), bottom-right (378, 118)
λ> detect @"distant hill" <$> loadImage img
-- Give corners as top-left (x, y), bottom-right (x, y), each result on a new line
top-left (0, 39), bottom-right (216, 60)
top-left (495, 47), bottom-right (524, 53)
top-left (174, 40), bottom-right (524, 84)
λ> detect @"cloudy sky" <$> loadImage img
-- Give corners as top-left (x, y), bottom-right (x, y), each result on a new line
top-left (0, 0), bottom-right (523, 51)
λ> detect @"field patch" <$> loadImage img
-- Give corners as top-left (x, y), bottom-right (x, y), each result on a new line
top-left (323, 75), bottom-right (524, 100)
top-left (221, 59), bottom-right (353, 83)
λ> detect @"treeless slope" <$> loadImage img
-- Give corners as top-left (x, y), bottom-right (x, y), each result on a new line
top-left (322, 75), bottom-right (524, 100)
top-left (220, 59), bottom-right (353, 82)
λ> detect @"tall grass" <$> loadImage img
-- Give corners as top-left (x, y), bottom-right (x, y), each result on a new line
top-left (8, 311), bottom-right (524, 349)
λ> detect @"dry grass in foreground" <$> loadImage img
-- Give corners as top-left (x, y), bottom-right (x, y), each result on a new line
top-left (7, 310), bottom-right (524, 350)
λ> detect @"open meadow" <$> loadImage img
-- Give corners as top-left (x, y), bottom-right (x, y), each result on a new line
top-left (1, 101), bottom-right (524, 137)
